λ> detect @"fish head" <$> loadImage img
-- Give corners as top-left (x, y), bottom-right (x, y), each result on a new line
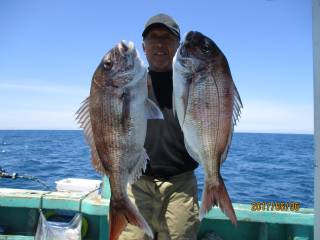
top-left (176, 31), bottom-right (222, 73)
top-left (92, 41), bottom-right (144, 89)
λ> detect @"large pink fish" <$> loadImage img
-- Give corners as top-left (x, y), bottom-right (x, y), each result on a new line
top-left (76, 41), bottom-right (162, 239)
top-left (173, 31), bottom-right (242, 225)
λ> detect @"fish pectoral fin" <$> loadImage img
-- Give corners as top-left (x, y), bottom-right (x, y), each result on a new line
top-left (200, 176), bottom-right (237, 226)
top-left (172, 90), bottom-right (177, 117)
top-left (121, 88), bottom-right (131, 126)
top-left (109, 197), bottom-right (153, 240)
top-left (144, 98), bottom-right (163, 119)
top-left (181, 77), bottom-right (192, 125)
top-left (128, 148), bottom-right (149, 184)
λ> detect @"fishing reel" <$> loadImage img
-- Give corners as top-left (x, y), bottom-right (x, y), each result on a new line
top-left (0, 167), bottom-right (18, 179)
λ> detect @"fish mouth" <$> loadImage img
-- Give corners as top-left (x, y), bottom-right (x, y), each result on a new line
top-left (179, 31), bottom-right (198, 58)
top-left (118, 40), bottom-right (135, 55)
top-left (185, 31), bottom-right (204, 44)
top-left (182, 31), bottom-right (204, 52)
top-left (179, 31), bottom-right (207, 59)
top-left (185, 31), bottom-right (197, 44)
top-left (176, 32), bottom-right (204, 72)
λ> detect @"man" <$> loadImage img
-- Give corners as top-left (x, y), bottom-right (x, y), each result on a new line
top-left (119, 13), bottom-right (200, 240)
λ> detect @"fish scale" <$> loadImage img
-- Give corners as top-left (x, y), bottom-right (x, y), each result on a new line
top-left (189, 78), bottom-right (219, 177)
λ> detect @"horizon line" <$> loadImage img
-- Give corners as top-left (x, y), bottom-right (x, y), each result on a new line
top-left (0, 129), bottom-right (314, 135)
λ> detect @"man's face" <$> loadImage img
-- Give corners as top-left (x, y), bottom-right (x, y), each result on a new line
top-left (143, 26), bottom-right (180, 72)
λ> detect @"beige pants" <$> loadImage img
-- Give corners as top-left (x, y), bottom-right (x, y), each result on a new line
top-left (119, 171), bottom-right (200, 240)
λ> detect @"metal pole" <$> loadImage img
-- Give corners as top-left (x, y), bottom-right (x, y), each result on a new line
top-left (313, 0), bottom-right (320, 238)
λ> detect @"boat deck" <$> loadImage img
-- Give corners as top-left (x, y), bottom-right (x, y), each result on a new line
top-left (0, 186), bottom-right (314, 240)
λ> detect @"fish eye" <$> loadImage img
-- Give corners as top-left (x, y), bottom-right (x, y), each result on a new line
top-left (104, 59), bottom-right (113, 69)
top-left (201, 45), bottom-right (210, 54)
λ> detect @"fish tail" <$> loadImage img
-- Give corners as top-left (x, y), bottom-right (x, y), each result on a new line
top-left (109, 197), bottom-right (153, 240)
top-left (200, 176), bottom-right (237, 226)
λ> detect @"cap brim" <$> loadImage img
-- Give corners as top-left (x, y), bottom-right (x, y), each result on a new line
top-left (142, 23), bottom-right (180, 39)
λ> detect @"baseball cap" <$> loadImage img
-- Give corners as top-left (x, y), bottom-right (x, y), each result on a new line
top-left (142, 13), bottom-right (180, 39)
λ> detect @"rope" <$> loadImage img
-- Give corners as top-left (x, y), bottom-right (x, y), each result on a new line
top-left (39, 191), bottom-right (53, 209)
top-left (78, 186), bottom-right (100, 212)
top-left (0, 167), bottom-right (50, 190)
top-left (17, 175), bottom-right (50, 190)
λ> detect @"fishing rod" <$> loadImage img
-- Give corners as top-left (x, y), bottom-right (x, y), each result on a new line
top-left (0, 167), bottom-right (50, 190)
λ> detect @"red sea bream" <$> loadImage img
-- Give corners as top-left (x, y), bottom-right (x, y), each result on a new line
top-left (76, 41), bottom-right (163, 240)
top-left (173, 31), bottom-right (242, 225)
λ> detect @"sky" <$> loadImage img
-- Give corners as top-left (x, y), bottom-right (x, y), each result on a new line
top-left (0, 0), bottom-right (314, 133)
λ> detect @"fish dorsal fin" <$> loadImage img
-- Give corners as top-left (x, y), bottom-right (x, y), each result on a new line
top-left (221, 81), bottom-right (242, 163)
top-left (232, 81), bottom-right (243, 126)
top-left (181, 77), bottom-right (192, 126)
top-left (220, 81), bottom-right (243, 164)
top-left (145, 98), bottom-right (164, 119)
top-left (75, 97), bottom-right (106, 174)
top-left (172, 89), bottom-right (176, 117)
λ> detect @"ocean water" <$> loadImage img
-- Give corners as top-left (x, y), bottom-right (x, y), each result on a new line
top-left (0, 130), bottom-right (314, 208)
